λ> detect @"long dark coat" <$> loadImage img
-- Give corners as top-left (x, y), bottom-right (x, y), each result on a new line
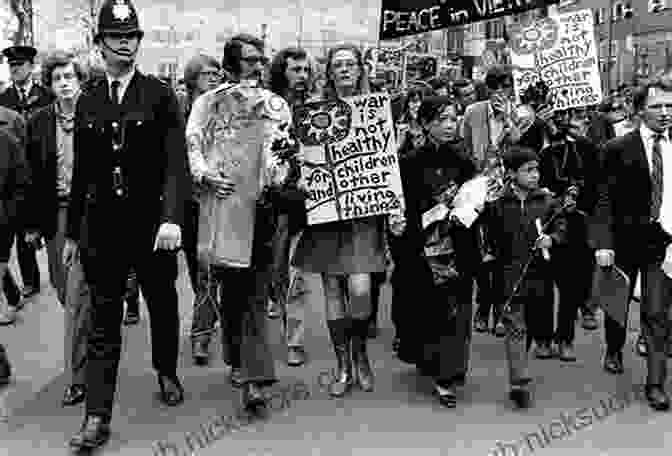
top-left (393, 140), bottom-right (480, 381)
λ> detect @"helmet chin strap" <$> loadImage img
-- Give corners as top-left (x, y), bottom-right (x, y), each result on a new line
top-left (100, 38), bottom-right (138, 62)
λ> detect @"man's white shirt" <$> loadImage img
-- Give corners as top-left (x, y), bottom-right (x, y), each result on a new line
top-left (640, 123), bottom-right (672, 235)
top-left (106, 67), bottom-right (136, 104)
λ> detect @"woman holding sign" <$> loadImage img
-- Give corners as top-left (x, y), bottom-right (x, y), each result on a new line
top-left (391, 96), bottom-right (479, 408)
top-left (292, 44), bottom-right (388, 398)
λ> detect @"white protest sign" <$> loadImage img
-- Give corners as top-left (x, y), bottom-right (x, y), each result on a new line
top-left (509, 9), bottom-right (602, 110)
top-left (293, 94), bottom-right (405, 225)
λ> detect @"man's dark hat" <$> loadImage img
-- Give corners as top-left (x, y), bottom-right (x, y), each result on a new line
top-left (94, 0), bottom-right (144, 43)
top-left (2, 46), bottom-right (37, 64)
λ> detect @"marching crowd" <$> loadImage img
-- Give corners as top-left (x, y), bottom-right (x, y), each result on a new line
top-left (0, 0), bottom-right (671, 452)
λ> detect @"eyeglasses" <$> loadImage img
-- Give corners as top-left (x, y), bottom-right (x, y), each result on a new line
top-left (241, 56), bottom-right (268, 66)
top-left (199, 71), bottom-right (220, 77)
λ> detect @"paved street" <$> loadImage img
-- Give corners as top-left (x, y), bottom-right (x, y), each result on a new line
top-left (0, 249), bottom-right (670, 456)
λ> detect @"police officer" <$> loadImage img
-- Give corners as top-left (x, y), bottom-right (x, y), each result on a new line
top-left (0, 45), bottom-right (51, 299)
top-left (63, 0), bottom-right (190, 450)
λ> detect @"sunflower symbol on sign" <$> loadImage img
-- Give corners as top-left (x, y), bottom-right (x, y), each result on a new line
top-left (510, 17), bottom-right (559, 56)
top-left (293, 99), bottom-right (352, 146)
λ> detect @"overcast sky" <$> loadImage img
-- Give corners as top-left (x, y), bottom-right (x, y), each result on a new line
top-left (34, 0), bottom-right (385, 50)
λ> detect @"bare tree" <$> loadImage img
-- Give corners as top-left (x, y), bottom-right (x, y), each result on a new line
top-left (9, 0), bottom-right (33, 46)
top-left (63, 0), bottom-right (101, 49)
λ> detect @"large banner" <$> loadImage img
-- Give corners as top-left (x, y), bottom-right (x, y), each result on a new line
top-left (379, 0), bottom-right (559, 40)
top-left (293, 94), bottom-right (405, 225)
top-left (509, 9), bottom-right (603, 110)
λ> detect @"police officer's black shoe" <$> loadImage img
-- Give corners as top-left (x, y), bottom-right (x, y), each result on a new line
top-left (69, 415), bottom-right (110, 451)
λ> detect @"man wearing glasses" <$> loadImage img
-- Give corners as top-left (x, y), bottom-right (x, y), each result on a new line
top-left (0, 45), bottom-right (52, 305)
top-left (186, 34), bottom-right (293, 410)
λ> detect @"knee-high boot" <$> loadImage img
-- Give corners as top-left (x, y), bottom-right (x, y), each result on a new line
top-left (327, 319), bottom-right (352, 397)
top-left (351, 318), bottom-right (374, 391)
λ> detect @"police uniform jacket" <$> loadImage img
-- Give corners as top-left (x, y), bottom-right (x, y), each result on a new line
top-left (66, 71), bottom-right (190, 254)
top-left (0, 83), bottom-right (52, 119)
top-left (0, 105), bottom-right (26, 147)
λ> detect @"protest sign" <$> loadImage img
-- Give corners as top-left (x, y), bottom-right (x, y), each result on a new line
top-left (379, 0), bottom-right (559, 40)
top-left (196, 88), bottom-right (266, 268)
top-left (293, 94), bottom-right (405, 225)
top-left (509, 9), bottom-right (603, 110)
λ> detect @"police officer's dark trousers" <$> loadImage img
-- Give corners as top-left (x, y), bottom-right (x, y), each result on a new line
top-left (81, 208), bottom-right (179, 422)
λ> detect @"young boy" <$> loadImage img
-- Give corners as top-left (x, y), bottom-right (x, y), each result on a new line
top-left (482, 145), bottom-right (567, 408)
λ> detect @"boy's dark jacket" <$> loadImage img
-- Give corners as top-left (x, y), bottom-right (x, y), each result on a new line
top-left (481, 186), bottom-right (567, 299)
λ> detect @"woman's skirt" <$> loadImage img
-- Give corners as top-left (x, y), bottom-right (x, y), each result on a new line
top-left (292, 216), bottom-right (386, 275)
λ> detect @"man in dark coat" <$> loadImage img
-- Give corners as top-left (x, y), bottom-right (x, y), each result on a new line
top-left (63, 0), bottom-right (190, 450)
top-left (0, 45), bottom-right (52, 298)
top-left (592, 78), bottom-right (672, 411)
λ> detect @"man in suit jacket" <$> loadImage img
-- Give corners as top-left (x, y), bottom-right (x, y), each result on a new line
top-left (0, 45), bottom-right (52, 299)
top-left (63, 0), bottom-right (190, 450)
top-left (593, 78), bottom-right (672, 411)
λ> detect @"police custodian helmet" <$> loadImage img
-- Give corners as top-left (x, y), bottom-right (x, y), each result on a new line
top-left (94, 0), bottom-right (144, 43)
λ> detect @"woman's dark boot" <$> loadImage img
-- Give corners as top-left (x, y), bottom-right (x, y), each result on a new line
top-left (351, 318), bottom-right (374, 392)
top-left (326, 319), bottom-right (353, 397)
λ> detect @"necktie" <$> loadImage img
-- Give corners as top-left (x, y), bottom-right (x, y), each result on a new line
top-left (19, 88), bottom-right (26, 103)
top-left (110, 80), bottom-right (120, 105)
top-left (651, 133), bottom-right (664, 220)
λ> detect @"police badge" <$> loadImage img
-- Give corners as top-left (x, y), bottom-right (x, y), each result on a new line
top-left (112, 0), bottom-right (131, 21)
